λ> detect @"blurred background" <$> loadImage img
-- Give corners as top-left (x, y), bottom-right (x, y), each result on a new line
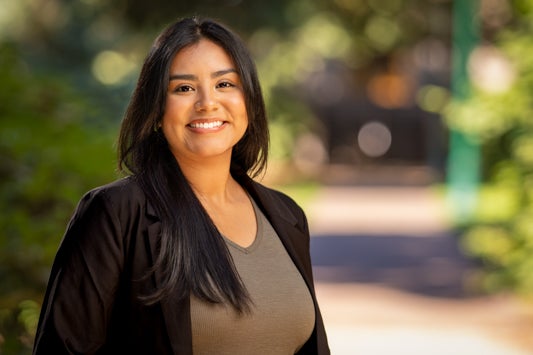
top-left (1, 0), bottom-right (533, 353)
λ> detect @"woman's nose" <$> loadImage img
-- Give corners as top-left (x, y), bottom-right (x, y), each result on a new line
top-left (195, 88), bottom-right (218, 112)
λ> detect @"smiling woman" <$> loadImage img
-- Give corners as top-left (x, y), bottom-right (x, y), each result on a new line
top-left (32, 17), bottom-right (329, 355)
top-left (162, 39), bottom-right (249, 165)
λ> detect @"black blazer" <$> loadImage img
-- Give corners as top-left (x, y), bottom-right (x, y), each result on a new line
top-left (33, 175), bottom-right (330, 354)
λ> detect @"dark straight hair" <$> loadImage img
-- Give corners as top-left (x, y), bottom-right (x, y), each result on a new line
top-left (117, 17), bottom-right (269, 313)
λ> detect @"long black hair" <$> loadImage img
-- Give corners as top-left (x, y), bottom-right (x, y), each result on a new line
top-left (117, 17), bottom-right (269, 313)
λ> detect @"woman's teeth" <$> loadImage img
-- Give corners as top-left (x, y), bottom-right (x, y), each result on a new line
top-left (189, 121), bottom-right (224, 129)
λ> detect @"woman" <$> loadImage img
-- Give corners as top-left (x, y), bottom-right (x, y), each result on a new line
top-left (33, 17), bottom-right (329, 354)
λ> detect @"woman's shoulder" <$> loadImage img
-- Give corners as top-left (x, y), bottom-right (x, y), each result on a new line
top-left (252, 182), bottom-right (299, 207)
top-left (76, 176), bottom-right (150, 217)
top-left (86, 176), bottom-right (142, 197)
top-left (245, 179), bottom-right (306, 220)
top-left (82, 176), bottom-right (143, 202)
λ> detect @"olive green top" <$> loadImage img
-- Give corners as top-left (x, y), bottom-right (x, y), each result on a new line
top-left (190, 199), bottom-right (315, 354)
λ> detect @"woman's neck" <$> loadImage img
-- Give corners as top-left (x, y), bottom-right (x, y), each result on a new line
top-left (177, 154), bottom-right (237, 203)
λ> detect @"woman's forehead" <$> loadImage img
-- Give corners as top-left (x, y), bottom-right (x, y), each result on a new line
top-left (171, 40), bottom-right (233, 67)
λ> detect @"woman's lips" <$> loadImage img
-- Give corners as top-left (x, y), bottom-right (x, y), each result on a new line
top-left (188, 120), bottom-right (224, 129)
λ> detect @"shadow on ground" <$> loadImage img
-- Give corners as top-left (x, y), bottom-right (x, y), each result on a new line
top-left (310, 232), bottom-right (478, 299)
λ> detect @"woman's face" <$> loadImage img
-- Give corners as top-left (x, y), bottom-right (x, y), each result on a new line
top-left (161, 39), bottom-right (248, 166)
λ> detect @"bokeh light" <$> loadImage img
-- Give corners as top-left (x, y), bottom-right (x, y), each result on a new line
top-left (468, 45), bottom-right (516, 93)
top-left (91, 50), bottom-right (136, 86)
top-left (364, 15), bottom-right (400, 52)
top-left (366, 71), bottom-right (413, 108)
top-left (417, 85), bottom-right (450, 113)
top-left (357, 121), bottom-right (392, 158)
top-left (292, 132), bottom-right (328, 176)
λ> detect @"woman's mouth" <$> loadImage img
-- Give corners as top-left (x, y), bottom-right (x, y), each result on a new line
top-left (188, 120), bottom-right (224, 129)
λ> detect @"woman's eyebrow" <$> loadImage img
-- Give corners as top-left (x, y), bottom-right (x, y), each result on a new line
top-left (211, 68), bottom-right (238, 78)
top-left (169, 68), bottom-right (238, 81)
top-left (169, 73), bottom-right (196, 81)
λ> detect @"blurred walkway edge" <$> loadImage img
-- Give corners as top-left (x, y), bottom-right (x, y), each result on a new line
top-left (306, 185), bottom-right (533, 355)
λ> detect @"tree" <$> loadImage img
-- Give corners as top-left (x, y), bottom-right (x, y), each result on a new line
top-left (0, 32), bottom-right (116, 355)
top-left (445, 0), bottom-right (533, 297)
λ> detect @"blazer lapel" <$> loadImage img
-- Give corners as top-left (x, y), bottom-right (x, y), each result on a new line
top-left (242, 178), bottom-right (315, 294)
top-left (242, 177), bottom-right (327, 354)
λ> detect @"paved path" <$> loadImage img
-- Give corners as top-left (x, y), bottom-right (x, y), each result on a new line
top-left (306, 186), bottom-right (533, 355)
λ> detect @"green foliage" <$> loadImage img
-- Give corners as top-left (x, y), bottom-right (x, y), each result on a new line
top-left (445, 4), bottom-right (533, 299)
top-left (0, 42), bottom-right (117, 353)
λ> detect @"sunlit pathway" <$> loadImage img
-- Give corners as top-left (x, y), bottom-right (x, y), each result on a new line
top-left (315, 283), bottom-right (532, 355)
top-left (307, 186), bottom-right (533, 355)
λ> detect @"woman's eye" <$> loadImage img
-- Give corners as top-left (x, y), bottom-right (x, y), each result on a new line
top-left (217, 81), bottom-right (235, 89)
top-left (174, 85), bottom-right (194, 93)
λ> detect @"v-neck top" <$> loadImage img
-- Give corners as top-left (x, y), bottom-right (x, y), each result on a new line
top-left (189, 199), bottom-right (315, 354)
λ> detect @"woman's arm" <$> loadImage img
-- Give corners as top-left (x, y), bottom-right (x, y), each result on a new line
top-left (33, 189), bottom-right (125, 354)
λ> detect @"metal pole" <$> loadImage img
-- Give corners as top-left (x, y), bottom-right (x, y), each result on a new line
top-left (447, 0), bottom-right (481, 223)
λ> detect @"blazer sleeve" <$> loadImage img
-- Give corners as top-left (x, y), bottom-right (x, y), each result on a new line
top-left (33, 189), bottom-right (125, 354)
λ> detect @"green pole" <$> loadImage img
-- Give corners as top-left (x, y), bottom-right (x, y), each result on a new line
top-left (447, 0), bottom-right (481, 224)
